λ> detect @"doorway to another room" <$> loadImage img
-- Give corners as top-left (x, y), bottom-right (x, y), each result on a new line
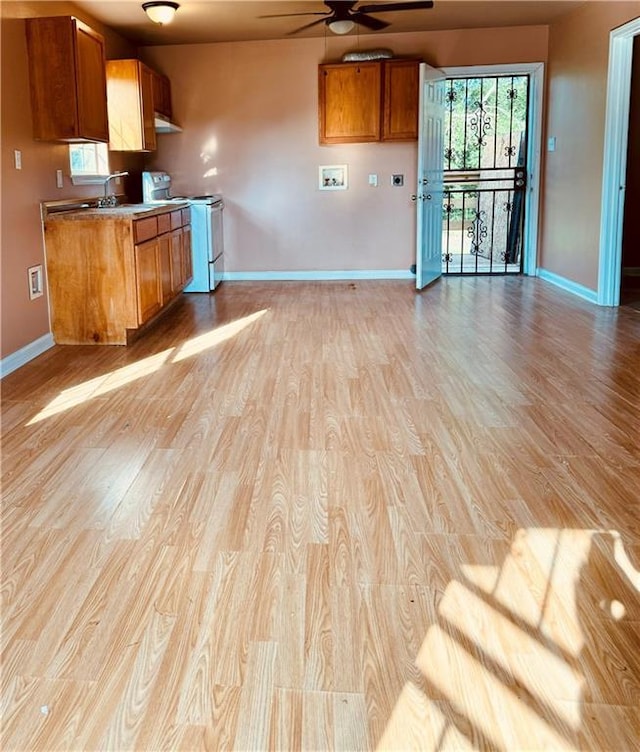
top-left (620, 35), bottom-right (640, 309)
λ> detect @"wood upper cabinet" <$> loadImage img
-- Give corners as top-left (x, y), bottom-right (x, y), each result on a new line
top-left (382, 60), bottom-right (420, 141)
top-left (152, 70), bottom-right (172, 119)
top-left (318, 59), bottom-right (420, 144)
top-left (319, 62), bottom-right (381, 144)
top-left (106, 59), bottom-right (157, 152)
top-left (25, 16), bottom-right (109, 143)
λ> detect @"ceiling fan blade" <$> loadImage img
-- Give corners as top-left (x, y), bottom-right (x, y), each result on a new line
top-left (287, 17), bottom-right (331, 35)
top-left (352, 13), bottom-right (390, 31)
top-left (357, 1), bottom-right (434, 13)
top-left (258, 12), bottom-right (329, 19)
top-left (326, 0), bottom-right (358, 12)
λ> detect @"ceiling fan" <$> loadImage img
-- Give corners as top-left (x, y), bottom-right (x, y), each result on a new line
top-left (259, 1), bottom-right (435, 36)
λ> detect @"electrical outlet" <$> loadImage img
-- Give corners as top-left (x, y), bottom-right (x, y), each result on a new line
top-left (392, 174), bottom-right (404, 186)
top-left (56, 169), bottom-right (63, 188)
top-left (14, 150), bottom-right (22, 170)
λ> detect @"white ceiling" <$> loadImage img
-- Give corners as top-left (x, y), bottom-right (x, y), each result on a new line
top-left (72, 0), bottom-right (586, 46)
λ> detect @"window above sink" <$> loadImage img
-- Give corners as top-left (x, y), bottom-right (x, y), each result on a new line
top-left (69, 143), bottom-right (110, 185)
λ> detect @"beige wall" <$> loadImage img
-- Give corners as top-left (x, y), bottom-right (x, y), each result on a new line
top-left (143, 26), bottom-right (548, 275)
top-left (4, 2), bottom-right (640, 364)
top-left (0, 2), bottom-right (143, 359)
top-left (539, 0), bottom-right (640, 290)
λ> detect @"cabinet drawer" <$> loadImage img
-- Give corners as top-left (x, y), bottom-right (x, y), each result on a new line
top-left (181, 208), bottom-right (191, 226)
top-left (170, 210), bottom-right (183, 231)
top-left (133, 216), bottom-right (158, 244)
top-left (156, 212), bottom-right (171, 235)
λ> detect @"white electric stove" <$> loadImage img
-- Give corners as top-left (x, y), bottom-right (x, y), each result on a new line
top-left (142, 171), bottom-right (224, 291)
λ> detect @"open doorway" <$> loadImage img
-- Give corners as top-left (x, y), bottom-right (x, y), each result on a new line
top-left (442, 64), bottom-right (544, 279)
top-left (598, 16), bottom-right (640, 306)
top-left (620, 36), bottom-right (640, 309)
top-left (440, 73), bottom-right (529, 275)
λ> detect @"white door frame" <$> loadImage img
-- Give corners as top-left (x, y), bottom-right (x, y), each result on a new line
top-left (598, 17), bottom-right (640, 306)
top-left (442, 63), bottom-right (545, 277)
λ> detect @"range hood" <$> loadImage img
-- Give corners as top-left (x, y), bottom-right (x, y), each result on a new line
top-left (154, 113), bottom-right (182, 134)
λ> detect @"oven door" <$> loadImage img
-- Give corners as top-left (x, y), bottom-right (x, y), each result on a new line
top-left (208, 202), bottom-right (224, 290)
top-left (210, 250), bottom-right (224, 290)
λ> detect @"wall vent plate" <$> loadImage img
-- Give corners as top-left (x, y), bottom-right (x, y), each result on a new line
top-left (392, 174), bottom-right (404, 186)
top-left (28, 265), bottom-right (44, 300)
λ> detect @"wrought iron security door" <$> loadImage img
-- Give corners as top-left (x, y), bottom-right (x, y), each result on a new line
top-left (441, 75), bottom-right (529, 274)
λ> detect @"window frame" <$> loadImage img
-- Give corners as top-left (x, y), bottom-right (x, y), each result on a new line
top-left (68, 142), bottom-right (110, 185)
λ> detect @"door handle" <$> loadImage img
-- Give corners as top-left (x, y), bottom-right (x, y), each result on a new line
top-left (425, 194), bottom-right (432, 200)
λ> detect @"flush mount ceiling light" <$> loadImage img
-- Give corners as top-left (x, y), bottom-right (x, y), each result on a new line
top-left (328, 19), bottom-right (355, 35)
top-left (142, 1), bottom-right (180, 25)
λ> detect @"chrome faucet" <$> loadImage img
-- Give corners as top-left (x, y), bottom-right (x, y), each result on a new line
top-left (98, 171), bottom-right (129, 208)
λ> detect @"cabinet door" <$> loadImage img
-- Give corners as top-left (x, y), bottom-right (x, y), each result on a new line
top-left (382, 60), bottom-right (420, 141)
top-left (25, 17), bottom-right (109, 142)
top-left (182, 225), bottom-right (193, 285)
top-left (152, 71), bottom-right (172, 118)
top-left (106, 60), bottom-right (156, 152)
top-left (319, 62), bottom-right (381, 144)
top-left (158, 233), bottom-right (173, 305)
top-left (170, 228), bottom-right (185, 294)
top-left (74, 23), bottom-right (109, 142)
top-left (140, 64), bottom-right (157, 152)
top-left (134, 238), bottom-right (161, 324)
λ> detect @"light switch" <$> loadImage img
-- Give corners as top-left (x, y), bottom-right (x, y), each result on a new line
top-left (56, 169), bottom-right (63, 188)
top-left (547, 137), bottom-right (557, 152)
top-left (368, 174), bottom-right (378, 187)
top-left (14, 150), bottom-right (22, 170)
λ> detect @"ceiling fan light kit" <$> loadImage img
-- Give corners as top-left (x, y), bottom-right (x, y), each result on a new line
top-left (142, 1), bottom-right (180, 25)
top-left (328, 19), bottom-right (356, 35)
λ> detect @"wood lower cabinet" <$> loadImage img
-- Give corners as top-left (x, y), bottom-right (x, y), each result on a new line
top-left (44, 206), bottom-right (191, 345)
top-left (158, 233), bottom-right (173, 305)
top-left (318, 59), bottom-right (420, 144)
top-left (183, 226), bottom-right (193, 285)
top-left (25, 16), bottom-right (109, 143)
top-left (170, 228), bottom-right (185, 295)
top-left (106, 59), bottom-right (157, 152)
top-left (134, 238), bottom-right (162, 324)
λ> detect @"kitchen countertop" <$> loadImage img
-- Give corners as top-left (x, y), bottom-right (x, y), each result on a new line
top-left (45, 202), bottom-right (189, 221)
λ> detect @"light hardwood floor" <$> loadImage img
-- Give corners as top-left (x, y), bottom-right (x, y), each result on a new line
top-left (1, 278), bottom-right (639, 751)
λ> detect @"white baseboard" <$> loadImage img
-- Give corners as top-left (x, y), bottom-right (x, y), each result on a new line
top-left (0, 333), bottom-right (55, 379)
top-left (221, 269), bottom-right (415, 282)
top-left (536, 268), bottom-right (598, 304)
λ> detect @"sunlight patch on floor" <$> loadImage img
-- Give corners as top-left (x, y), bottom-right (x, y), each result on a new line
top-left (171, 309), bottom-right (267, 362)
top-left (26, 310), bottom-right (268, 424)
top-left (377, 527), bottom-right (640, 751)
